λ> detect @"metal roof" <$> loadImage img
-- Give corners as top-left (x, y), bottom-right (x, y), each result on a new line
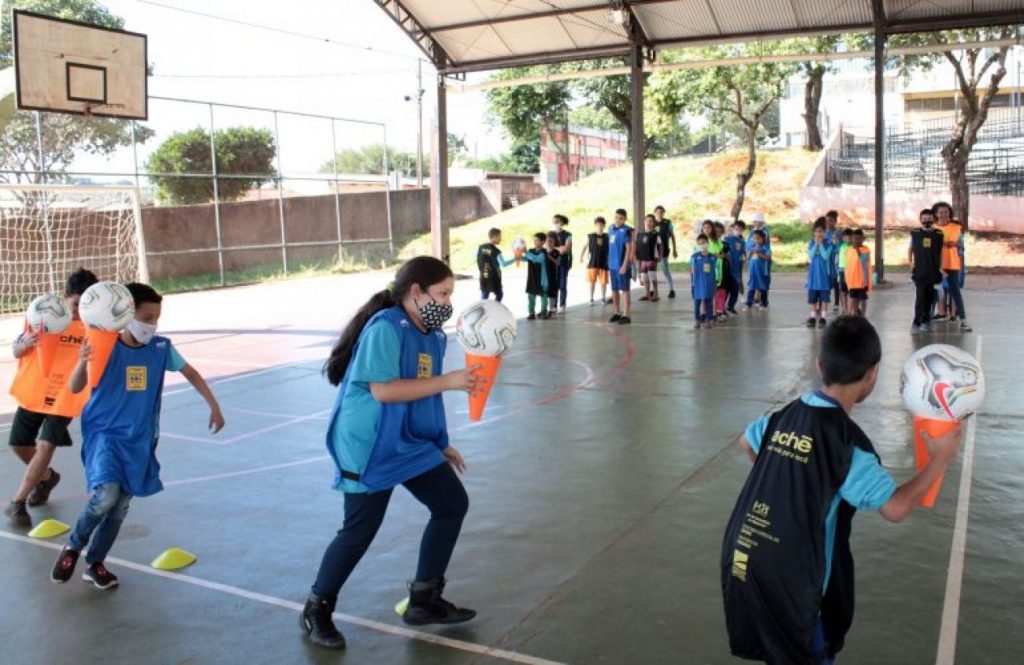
top-left (371, 0), bottom-right (1024, 73)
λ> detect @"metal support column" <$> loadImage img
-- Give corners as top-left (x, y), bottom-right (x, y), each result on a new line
top-left (630, 43), bottom-right (645, 226)
top-left (430, 76), bottom-right (450, 264)
top-left (330, 119), bottom-right (343, 264)
top-left (873, 8), bottom-right (886, 283)
top-left (208, 104), bottom-right (226, 286)
top-left (273, 111), bottom-right (288, 275)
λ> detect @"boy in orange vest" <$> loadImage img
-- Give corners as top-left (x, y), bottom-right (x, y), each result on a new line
top-left (5, 268), bottom-right (98, 527)
top-left (842, 229), bottom-right (872, 317)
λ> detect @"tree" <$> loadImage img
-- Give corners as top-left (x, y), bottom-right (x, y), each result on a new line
top-left (471, 138), bottom-right (541, 174)
top-left (0, 1), bottom-right (153, 183)
top-left (652, 46), bottom-right (797, 219)
top-left (849, 29), bottom-right (1014, 228)
top-left (568, 106), bottom-right (621, 131)
top-left (485, 66), bottom-right (571, 178)
top-left (447, 132), bottom-right (467, 166)
top-left (319, 144), bottom-right (421, 177)
top-left (147, 127), bottom-right (276, 204)
top-left (787, 35), bottom-right (845, 151)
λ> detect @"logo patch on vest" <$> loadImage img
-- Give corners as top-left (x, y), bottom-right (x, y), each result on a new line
top-left (126, 366), bottom-right (147, 391)
top-left (768, 430), bottom-right (814, 462)
top-left (923, 238), bottom-right (932, 248)
top-left (417, 353), bottom-right (432, 378)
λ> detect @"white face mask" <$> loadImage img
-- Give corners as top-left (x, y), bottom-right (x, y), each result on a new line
top-left (698, 244), bottom-right (708, 252)
top-left (127, 319), bottom-right (157, 345)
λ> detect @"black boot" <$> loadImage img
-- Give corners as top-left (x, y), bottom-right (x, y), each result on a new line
top-left (402, 578), bottom-right (476, 626)
top-left (300, 592), bottom-right (346, 649)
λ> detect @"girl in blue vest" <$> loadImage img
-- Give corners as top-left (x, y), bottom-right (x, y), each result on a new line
top-left (302, 256), bottom-right (483, 650)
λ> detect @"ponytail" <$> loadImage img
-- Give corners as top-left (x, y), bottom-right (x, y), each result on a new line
top-left (323, 256), bottom-right (453, 386)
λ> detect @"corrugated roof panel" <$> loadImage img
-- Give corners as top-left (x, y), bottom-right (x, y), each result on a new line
top-left (711, 0), bottom-right (802, 35)
top-left (794, 0), bottom-right (874, 29)
top-left (556, 10), bottom-right (632, 50)
top-left (406, 0), bottom-right (605, 31)
top-left (489, 13), bottom-right (623, 57)
top-left (432, 25), bottom-right (513, 63)
top-left (887, 0), bottom-right (1024, 21)
top-left (633, 1), bottom-right (721, 41)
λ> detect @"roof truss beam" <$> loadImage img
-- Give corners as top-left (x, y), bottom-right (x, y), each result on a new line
top-left (370, 0), bottom-right (451, 69)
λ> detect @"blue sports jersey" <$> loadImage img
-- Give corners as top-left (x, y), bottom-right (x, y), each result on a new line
top-left (747, 244), bottom-right (772, 291)
top-left (806, 240), bottom-right (834, 291)
top-left (691, 252), bottom-right (717, 299)
top-left (80, 336), bottom-right (183, 497)
top-left (745, 392), bottom-right (896, 590)
top-left (326, 306), bottom-right (448, 493)
top-left (723, 235), bottom-right (745, 279)
top-left (607, 224), bottom-right (633, 270)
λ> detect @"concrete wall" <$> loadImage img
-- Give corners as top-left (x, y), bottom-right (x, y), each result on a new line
top-left (800, 184), bottom-right (1024, 234)
top-left (141, 185), bottom-right (496, 279)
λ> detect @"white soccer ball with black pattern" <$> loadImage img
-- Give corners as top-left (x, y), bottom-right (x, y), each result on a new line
top-left (79, 281), bottom-right (135, 331)
top-left (455, 300), bottom-right (517, 357)
top-left (25, 293), bottom-right (72, 333)
top-left (899, 344), bottom-right (985, 421)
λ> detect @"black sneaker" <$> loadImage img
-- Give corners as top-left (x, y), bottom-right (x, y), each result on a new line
top-left (817, 318), bottom-right (827, 328)
top-left (82, 562), bottom-right (119, 590)
top-left (403, 579), bottom-right (476, 626)
top-left (617, 316), bottom-right (631, 325)
top-left (527, 313), bottom-right (536, 320)
top-left (727, 308), bottom-right (738, 315)
top-left (300, 592), bottom-right (346, 649)
top-left (805, 317), bottom-right (817, 328)
top-left (4, 500), bottom-right (30, 527)
top-left (668, 290), bottom-right (676, 299)
top-left (51, 545), bottom-right (80, 583)
top-left (609, 313), bottom-right (622, 323)
top-left (27, 469), bottom-right (61, 506)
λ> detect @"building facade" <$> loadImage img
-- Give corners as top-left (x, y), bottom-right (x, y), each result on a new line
top-left (539, 124), bottom-right (628, 187)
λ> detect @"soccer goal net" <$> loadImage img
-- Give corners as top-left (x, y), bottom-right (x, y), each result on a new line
top-left (0, 184), bottom-right (147, 315)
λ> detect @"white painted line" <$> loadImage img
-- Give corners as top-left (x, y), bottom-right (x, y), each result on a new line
top-left (164, 455), bottom-right (330, 487)
top-left (935, 334), bottom-right (982, 665)
top-left (0, 529), bottom-right (566, 665)
top-left (224, 405), bottom-right (331, 421)
top-left (162, 359), bottom-right (319, 397)
top-left (217, 408), bottom-right (333, 445)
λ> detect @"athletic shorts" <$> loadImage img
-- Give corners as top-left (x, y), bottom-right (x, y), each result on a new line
top-left (8, 407), bottom-right (73, 448)
top-left (807, 289), bottom-right (831, 304)
top-left (610, 268), bottom-right (631, 292)
top-left (849, 288), bottom-right (869, 301)
top-left (639, 260), bottom-right (658, 273)
top-left (586, 268), bottom-right (609, 285)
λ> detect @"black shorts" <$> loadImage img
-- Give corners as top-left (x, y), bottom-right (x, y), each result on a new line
top-left (8, 407), bottom-right (73, 448)
top-left (849, 288), bottom-right (869, 301)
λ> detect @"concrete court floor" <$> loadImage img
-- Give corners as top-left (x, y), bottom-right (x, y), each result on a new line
top-left (0, 270), bottom-right (1021, 665)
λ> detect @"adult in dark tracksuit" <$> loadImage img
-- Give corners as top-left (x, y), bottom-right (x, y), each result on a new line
top-left (302, 256), bottom-right (483, 650)
top-left (553, 214), bottom-right (573, 314)
top-left (908, 208), bottom-right (944, 332)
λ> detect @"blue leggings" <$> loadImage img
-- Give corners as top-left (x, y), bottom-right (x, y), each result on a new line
top-left (694, 298), bottom-right (713, 322)
top-left (311, 462), bottom-right (468, 602)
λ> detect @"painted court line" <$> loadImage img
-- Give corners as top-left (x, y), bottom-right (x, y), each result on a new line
top-left (0, 530), bottom-right (565, 665)
top-left (163, 359), bottom-right (320, 397)
top-left (935, 334), bottom-right (983, 665)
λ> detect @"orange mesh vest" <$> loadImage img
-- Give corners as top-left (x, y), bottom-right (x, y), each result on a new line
top-left (10, 320), bottom-right (91, 417)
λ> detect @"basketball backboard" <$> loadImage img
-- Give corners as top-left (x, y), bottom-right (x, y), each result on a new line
top-left (12, 9), bottom-right (147, 120)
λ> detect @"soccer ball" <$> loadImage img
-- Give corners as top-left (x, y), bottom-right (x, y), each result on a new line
top-left (899, 344), bottom-right (985, 421)
top-left (79, 281), bottom-right (135, 331)
top-left (25, 293), bottom-right (72, 333)
top-left (455, 300), bottom-right (517, 357)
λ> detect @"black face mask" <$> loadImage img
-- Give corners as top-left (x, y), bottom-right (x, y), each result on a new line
top-left (416, 296), bottom-right (453, 329)
top-left (923, 221), bottom-right (934, 228)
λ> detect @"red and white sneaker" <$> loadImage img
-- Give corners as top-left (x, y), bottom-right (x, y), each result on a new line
top-left (51, 545), bottom-right (80, 584)
top-left (82, 562), bottom-right (119, 590)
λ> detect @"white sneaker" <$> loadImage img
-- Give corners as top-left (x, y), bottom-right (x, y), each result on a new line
top-left (959, 320), bottom-right (973, 332)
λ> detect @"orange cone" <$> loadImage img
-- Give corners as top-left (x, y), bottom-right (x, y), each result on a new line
top-left (913, 416), bottom-right (957, 508)
top-left (514, 248), bottom-right (524, 267)
top-left (466, 353), bottom-right (501, 422)
top-left (86, 329), bottom-right (118, 388)
top-left (35, 332), bottom-right (59, 378)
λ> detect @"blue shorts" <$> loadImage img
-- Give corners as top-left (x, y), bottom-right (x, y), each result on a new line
top-left (807, 290), bottom-right (831, 304)
top-left (610, 267), bottom-right (631, 291)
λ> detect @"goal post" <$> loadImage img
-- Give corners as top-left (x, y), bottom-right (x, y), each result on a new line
top-left (0, 183), bottom-right (148, 315)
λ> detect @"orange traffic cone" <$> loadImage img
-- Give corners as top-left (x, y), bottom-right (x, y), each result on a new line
top-left (913, 416), bottom-right (957, 508)
top-left (514, 248), bottom-right (524, 267)
top-left (35, 332), bottom-right (59, 378)
top-left (86, 329), bottom-right (118, 388)
top-left (466, 353), bottom-right (501, 422)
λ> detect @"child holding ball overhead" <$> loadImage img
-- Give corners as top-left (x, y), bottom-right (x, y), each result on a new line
top-left (52, 283), bottom-right (225, 590)
top-left (302, 256), bottom-right (483, 650)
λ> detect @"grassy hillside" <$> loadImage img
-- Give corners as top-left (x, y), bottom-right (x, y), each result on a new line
top-left (398, 148), bottom-right (822, 272)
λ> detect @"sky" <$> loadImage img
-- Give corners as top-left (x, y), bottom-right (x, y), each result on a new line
top-left (64, 0), bottom-right (503, 180)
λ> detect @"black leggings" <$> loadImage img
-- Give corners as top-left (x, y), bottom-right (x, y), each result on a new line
top-left (311, 462), bottom-right (468, 601)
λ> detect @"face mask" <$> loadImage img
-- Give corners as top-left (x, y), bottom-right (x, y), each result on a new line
top-left (416, 296), bottom-right (452, 329)
top-left (127, 320), bottom-right (157, 345)
top-left (698, 244), bottom-right (708, 252)
top-left (923, 221), bottom-right (933, 228)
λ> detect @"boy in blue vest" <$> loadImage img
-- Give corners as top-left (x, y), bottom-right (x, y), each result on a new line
top-left (723, 221), bottom-right (746, 314)
top-left (722, 316), bottom-right (962, 664)
top-left (51, 283), bottom-right (225, 589)
top-left (806, 218), bottom-right (834, 328)
top-left (691, 234), bottom-right (718, 329)
top-left (607, 208), bottom-right (635, 325)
